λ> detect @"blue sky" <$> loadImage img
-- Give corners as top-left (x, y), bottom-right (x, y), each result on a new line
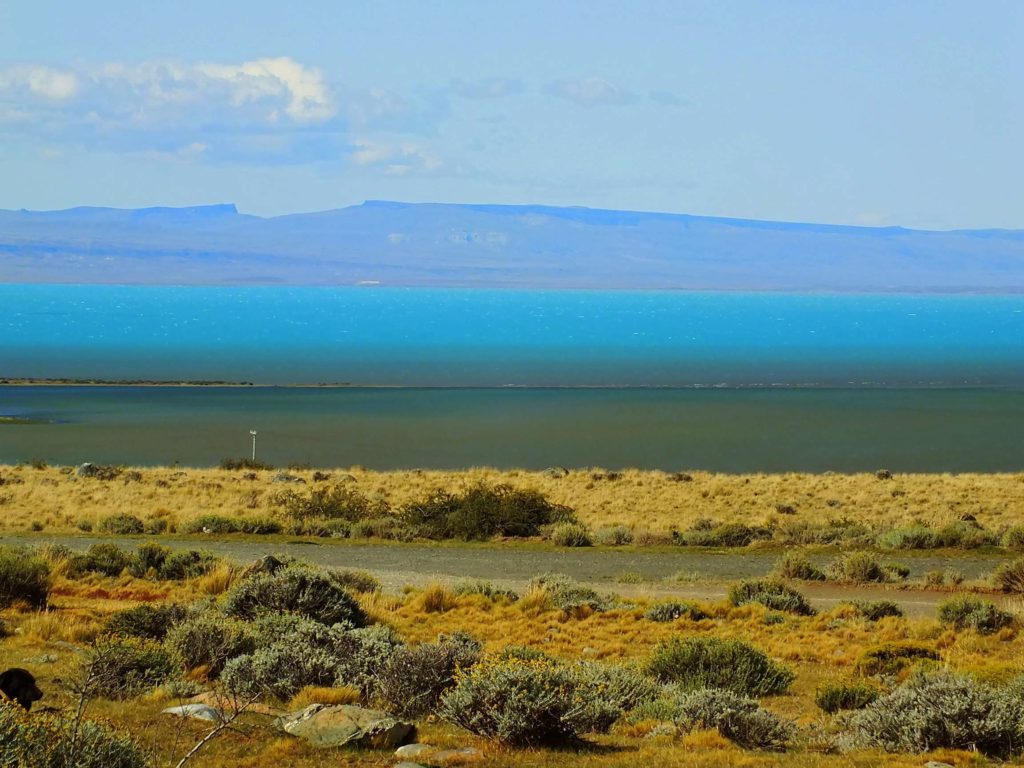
top-left (1, 1), bottom-right (1021, 229)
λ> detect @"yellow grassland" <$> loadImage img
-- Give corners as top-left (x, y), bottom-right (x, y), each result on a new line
top-left (1, 464), bottom-right (1023, 535)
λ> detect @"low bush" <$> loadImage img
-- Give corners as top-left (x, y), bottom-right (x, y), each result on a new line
top-left (164, 613), bottom-right (255, 677)
top-left (670, 688), bottom-right (793, 750)
top-left (377, 632), bottom-right (483, 717)
top-left (936, 521), bottom-right (997, 549)
top-left (645, 637), bottom-right (794, 696)
top-left (774, 518), bottom-right (870, 546)
top-left (549, 522), bottom-right (592, 547)
top-left (937, 597), bottom-right (1015, 634)
top-left (1001, 526), bottom-right (1024, 549)
top-left (180, 515), bottom-right (240, 534)
top-left (128, 542), bottom-right (171, 577)
top-left (992, 558), bottom-right (1024, 593)
top-left (825, 552), bottom-right (887, 583)
top-left (526, 573), bottom-right (611, 614)
top-left (68, 543), bottom-right (132, 577)
top-left (643, 601), bottom-right (708, 622)
top-left (815, 682), bottom-right (879, 713)
top-left (222, 564), bottom-right (368, 627)
top-left (97, 514), bottom-right (145, 535)
top-left (439, 655), bottom-right (645, 745)
top-left (158, 550), bottom-right (218, 580)
top-left (452, 580), bottom-right (519, 602)
top-left (846, 669), bottom-right (1024, 756)
top-left (0, 700), bottom-right (148, 768)
top-left (848, 600), bottom-right (903, 621)
top-left (727, 579), bottom-right (816, 615)
top-left (594, 525), bottom-right (634, 546)
top-left (219, 457), bottom-right (273, 471)
top-left (85, 636), bottom-right (173, 699)
top-left (329, 568), bottom-right (381, 594)
top-left (680, 522), bottom-right (772, 547)
top-left (775, 553), bottom-right (825, 581)
top-left (402, 483), bottom-right (573, 541)
top-left (103, 603), bottom-right (187, 640)
top-left (0, 546), bottom-right (50, 609)
top-left (278, 484), bottom-right (386, 523)
top-left (237, 516), bottom-right (282, 535)
top-left (876, 525), bottom-right (939, 550)
top-left (854, 641), bottom-right (939, 677)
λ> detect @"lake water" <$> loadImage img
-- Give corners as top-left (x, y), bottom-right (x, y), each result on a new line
top-left (1, 286), bottom-right (1022, 470)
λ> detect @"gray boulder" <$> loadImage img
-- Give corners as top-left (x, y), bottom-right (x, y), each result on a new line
top-left (163, 703), bottom-right (224, 723)
top-left (276, 704), bottom-right (415, 749)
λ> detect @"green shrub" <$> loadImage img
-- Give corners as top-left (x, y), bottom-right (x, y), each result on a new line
top-left (143, 518), bottom-right (167, 535)
top-left (883, 562), bottom-right (911, 580)
top-left (329, 568), bottom-right (381, 594)
top-left (643, 601), bottom-right (708, 622)
top-left (645, 637), bottom-right (794, 696)
top-left (1001, 527), bottom-right (1024, 549)
top-left (992, 558), bottom-right (1024, 593)
top-left (681, 522), bottom-right (772, 547)
top-left (279, 484), bottom-right (387, 522)
top-left (157, 550), bottom-right (218, 580)
top-left (849, 600), bottom-right (903, 621)
top-left (826, 552), bottom-right (887, 583)
top-left (85, 636), bottom-right (173, 699)
top-left (68, 543), bottom-right (132, 577)
top-left (103, 603), bottom-right (186, 640)
top-left (128, 542), bottom-right (171, 577)
top-left (775, 553), bottom-right (825, 581)
top-left (180, 515), bottom-right (240, 534)
top-left (727, 579), bottom-right (815, 615)
top-left (237, 516), bottom-right (282, 535)
top-left (76, 519), bottom-right (94, 533)
top-left (937, 597), bottom-right (1015, 634)
top-left (377, 632), bottom-right (484, 717)
top-left (846, 669), bottom-right (1023, 756)
top-left (97, 514), bottom-right (145, 535)
top-left (164, 612), bottom-right (255, 677)
top-left (936, 521), bottom-right (997, 549)
top-left (594, 525), bottom-right (634, 546)
top-left (222, 564), bottom-right (367, 626)
top-left (815, 682), bottom-right (879, 713)
top-left (0, 546), bottom-right (50, 609)
top-left (0, 700), bottom-right (148, 768)
top-left (527, 573), bottom-right (611, 614)
top-left (876, 525), bottom-right (939, 550)
top-left (452, 580), bottom-right (519, 602)
top-left (774, 518), bottom-right (870, 546)
top-left (402, 483), bottom-right (573, 541)
top-left (438, 655), bottom-right (644, 745)
top-left (854, 641), bottom-right (940, 677)
top-left (549, 522), bottom-right (592, 547)
top-left (670, 688), bottom-right (793, 750)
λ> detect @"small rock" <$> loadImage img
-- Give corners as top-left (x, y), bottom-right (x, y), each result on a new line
top-left (271, 471), bottom-right (306, 484)
top-left (276, 704), bottom-right (415, 749)
top-left (163, 704), bottom-right (224, 723)
top-left (395, 744), bottom-right (434, 759)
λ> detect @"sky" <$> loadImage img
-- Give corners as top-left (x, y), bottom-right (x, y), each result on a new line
top-left (0, 1), bottom-right (1022, 229)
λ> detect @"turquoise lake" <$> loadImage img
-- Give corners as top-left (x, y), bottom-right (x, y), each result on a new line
top-left (1, 286), bottom-right (1022, 469)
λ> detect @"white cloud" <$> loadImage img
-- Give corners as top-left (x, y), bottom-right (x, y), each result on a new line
top-left (196, 57), bottom-right (334, 122)
top-left (0, 65), bottom-right (78, 100)
top-left (351, 138), bottom-right (442, 175)
top-left (546, 76), bottom-right (636, 106)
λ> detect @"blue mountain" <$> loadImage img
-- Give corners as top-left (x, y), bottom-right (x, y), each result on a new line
top-left (1, 200), bottom-right (1021, 290)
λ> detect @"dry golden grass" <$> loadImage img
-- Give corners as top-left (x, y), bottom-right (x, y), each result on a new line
top-left (288, 685), bottom-right (361, 709)
top-left (0, 570), bottom-right (1018, 767)
top-left (2, 464), bottom-right (1023, 535)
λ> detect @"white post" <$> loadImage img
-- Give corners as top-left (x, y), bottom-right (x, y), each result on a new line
top-left (250, 430), bottom-right (257, 462)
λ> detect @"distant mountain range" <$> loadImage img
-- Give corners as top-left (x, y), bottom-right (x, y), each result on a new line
top-left (1, 200), bottom-right (1022, 290)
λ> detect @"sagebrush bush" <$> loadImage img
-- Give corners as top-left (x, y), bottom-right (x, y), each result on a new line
top-left (0, 546), bottom-right (50, 609)
top-left (992, 558), bottom-right (1024, 593)
top-left (128, 542), bottom-right (171, 577)
top-left (775, 553), bottom-right (825, 581)
top-left (549, 522), bottom-right (592, 547)
top-left (594, 525), bottom-right (634, 546)
top-left (1001, 527), bottom-right (1024, 549)
top-left (180, 515), bottom-right (240, 534)
top-left (815, 682), bottom-right (879, 713)
top-left (439, 655), bottom-right (643, 745)
top-left (670, 688), bottom-right (793, 750)
top-left (526, 573), bottom-right (611, 614)
top-left (377, 632), bottom-right (483, 717)
top-left (848, 600), bottom-right (903, 621)
top-left (937, 597), bottom-right (1015, 634)
top-left (164, 612), bottom-right (254, 677)
top-left (85, 636), bottom-right (173, 699)
top-left (936, 521), bottom-right (997, 549)
top-left (452, 580), bottom-right (519, 602)
top-left (223, 564), bottom-right (367, 626)
top-left (97, 514), bottom-right (145, 535)
top-left (645, 637), bottom-right (794, 696)
top-left (846, 669), bottom-right (1024, 756)
top-left (0, 700), bottom-right (148, 768)
top-left (680, 522), bottom-right (772, 547)
top-left (643, 601), bottom-right (708, 622)
top-left (727, 579), bottom-right (815, 615)
top-left (329, 568), bottom-right (381, 594)
top-left (103, 603), bottom-right (186, 640)
top-left (825, 552), bottom-right (887, 583)
top-left (237, 516), bottom-right (282, 534)
top-left (278, 484), bottom-right (387, 522)
top-left (854, 641), bottom-right (939, 677)
top-left (876, 525), bottom-right (939, 550)
top-left (68, 543), bottom-right (132, 577)
top-left (158, 549), bottom-right (218, 580)
top-left (402, 483), bottom-right (573, 540)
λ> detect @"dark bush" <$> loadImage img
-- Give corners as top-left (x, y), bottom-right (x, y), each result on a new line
top-left (854, 641), bottom-right (940, 677)
top-left (0, 547), bottom-right (50, 609)
top-left (222, 564), bottom-right (368, 626)
top-left (237, 517), bottom-right (282, 535)
top-left (164, 613), bottom-right (255, 677)
top-left (85, 636), bottom-right (174, 699)
top-left (680, 522), bottom-right (772, 547)
top-left (643, 601), bottom-right (708, 622)
top-left (775, 553), bottom-right (825, 581)
top-left (279, 484), bottom-right (387, 523)
top-left (181, 515), bottom-right (240, 534)
top-left (848, 600), bottom-right (903, 621)
top-left (103, 603), bottom-right (187, 640)
top-left (158, 550), bottom-right (218, 580)
top-left (97, 514), bottom-right (145, 535)
top-left (68, 543), bottom-right (132, 577)
top-left (402, 483), bottom-right (573, 541)
top-left (645, 637), bottom-right (794, 696)
top-left (815, 682), bottom-right (879, 713)
top-left (377, 632), bottom-right (483, 717)
top-left (219, 457), bottom-right (273, 471)
top-left (937, 597), bottom-right (1015, 634)
top-left (728, 579), bottom-right (816, 615)
top-left (128, 542), bottom-right (171, 577)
